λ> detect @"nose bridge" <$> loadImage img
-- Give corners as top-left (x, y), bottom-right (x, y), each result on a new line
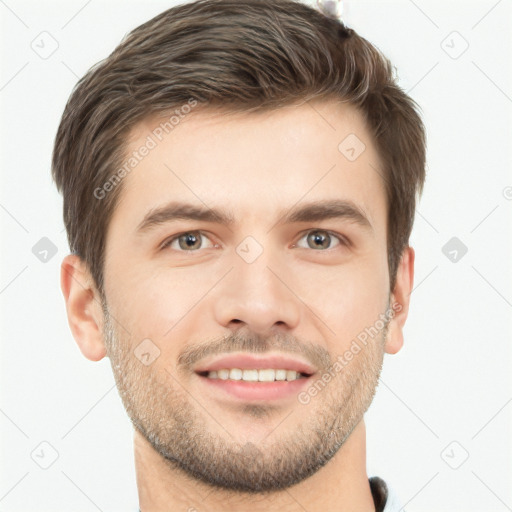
top-left (212, 238), bottom-right (301, 334)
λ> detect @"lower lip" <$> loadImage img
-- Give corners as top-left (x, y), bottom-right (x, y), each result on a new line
top-left (197, 374), bottom-right (312, 401)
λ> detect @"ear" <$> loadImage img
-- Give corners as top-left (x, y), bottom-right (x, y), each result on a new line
top-left (60, 254), bottom-right (107, 361)
top-left (385, 246), bottom-right (415, 355)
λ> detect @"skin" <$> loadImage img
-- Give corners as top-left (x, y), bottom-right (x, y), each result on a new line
top-left (61, 99), bottom-right (414, 512)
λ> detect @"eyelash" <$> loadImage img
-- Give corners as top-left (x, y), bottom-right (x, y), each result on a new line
top-left (159, 229), bottom-right (349, 252)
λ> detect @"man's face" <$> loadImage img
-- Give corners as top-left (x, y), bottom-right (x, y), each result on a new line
top-left (101, 100), bottom-right (391, 492)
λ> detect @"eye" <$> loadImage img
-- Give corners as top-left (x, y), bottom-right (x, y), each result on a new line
top-left (160, 230), bottom-right (217, 251)
top-left (294, 229), bottom-right (347, 250)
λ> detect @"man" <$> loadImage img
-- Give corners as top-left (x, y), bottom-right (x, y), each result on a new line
top-left (52, 0), bottom-right (426, 510)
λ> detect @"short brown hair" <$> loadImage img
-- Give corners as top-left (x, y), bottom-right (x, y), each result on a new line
top-left (52, 0), bottom-right (426, 295)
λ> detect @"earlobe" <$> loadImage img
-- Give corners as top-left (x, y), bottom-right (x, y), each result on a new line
top-left (60, 254), bottom-right (107, 361)
top-left (385, 247), bottom-right (415, 355)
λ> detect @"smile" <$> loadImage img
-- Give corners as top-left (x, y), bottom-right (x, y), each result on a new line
top-left (199, 368), bottom-right (310, 381)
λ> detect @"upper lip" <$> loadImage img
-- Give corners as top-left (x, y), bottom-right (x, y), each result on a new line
top-left (193, 353), bottom-right (317, 375)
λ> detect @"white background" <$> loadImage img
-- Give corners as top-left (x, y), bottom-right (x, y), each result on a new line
top-left (1, 1), bottom-right (511, 510)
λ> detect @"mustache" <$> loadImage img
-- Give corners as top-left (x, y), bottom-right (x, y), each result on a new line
top-left (176, 330), bottom-right (332, 372)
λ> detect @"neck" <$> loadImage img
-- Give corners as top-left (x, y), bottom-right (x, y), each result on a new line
top-left (134, 419), bottom-right (375, 512)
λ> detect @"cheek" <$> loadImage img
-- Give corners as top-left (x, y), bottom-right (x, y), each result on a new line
top-left (106, 264), bottom-right (211, 342)
top-left (290, 254), bottom-right (389, 341)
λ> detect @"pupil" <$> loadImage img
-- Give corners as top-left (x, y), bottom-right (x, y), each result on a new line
top-left (309, 231), bottom-right (328, 249)
top-left (180, 232), bottom-right (200, 250)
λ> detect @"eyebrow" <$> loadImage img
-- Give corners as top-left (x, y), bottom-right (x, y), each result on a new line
top-left (135, 199), bottom-right (373, 234)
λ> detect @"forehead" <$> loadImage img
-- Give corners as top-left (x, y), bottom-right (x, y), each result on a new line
top-left (108, 99), bottom-right (387, 234)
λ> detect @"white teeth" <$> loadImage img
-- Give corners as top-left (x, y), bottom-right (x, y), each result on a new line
top-left (218, 369), bottom-right (230, 380)
top-left (229, 368), bottom-right (243, 380)
top-left (275, 369), bottom-right (287, 381)
top-left (286, 370), bottom-right (297, 381)
top-left (242, 369), bottom-right (259, 381)
top-left (258, 369), bottom-right (275, 382)
top-left (205, 368), bottom-right (305, 381)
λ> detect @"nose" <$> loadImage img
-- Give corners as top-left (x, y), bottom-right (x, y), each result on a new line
top-left (212, 248), bottom-right (301, 337)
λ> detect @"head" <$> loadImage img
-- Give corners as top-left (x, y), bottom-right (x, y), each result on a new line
top-left (54, 0), bottom-right (425, 494)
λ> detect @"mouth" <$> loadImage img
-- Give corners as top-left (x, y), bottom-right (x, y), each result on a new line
top-left (193, 353), bottom-right (316, 401)
top-left (196, 368), bottom-right (312, 381)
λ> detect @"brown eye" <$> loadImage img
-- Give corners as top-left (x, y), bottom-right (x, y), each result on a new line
top-left (296, 230), bottom-right (345, 250)
top-left (161, 231), bottom-right (215, 251)
top-left (178, 232), bottom-right (202, 250)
